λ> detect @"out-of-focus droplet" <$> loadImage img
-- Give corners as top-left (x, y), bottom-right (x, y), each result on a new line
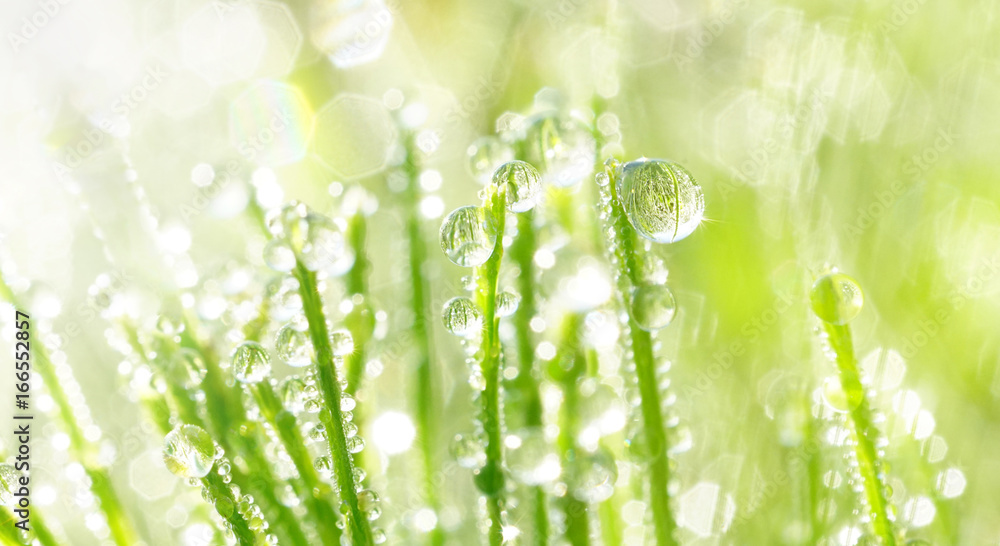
top-left (0, 464), bottom-right (20, 505)
top-left (506, 429), bottom-right (561, 485)
top-left (467, 136), bottom-right (515, 185)
top-left (629, 284), bottom-right (677, 331)
top-left (523, 113), bottom-right (597, 187)
top-left (170, 349), bottom-right (207, 389)
top-left (451, 434), bottom-right (486, 469)
top-left (301, 213), bottom-right (355, 275)
top-left (311, 0), bottom-right (394, 69)
top-left (163, 425), bottom-right (216, 479)
top-left (572, 448), bottom-right (618, 503)
top-left (617, 158), bottom-right (705, 243)
top-left (810, 273), bottom-right (864, 325)
top-left (439, 206), bottom-right (498, 267)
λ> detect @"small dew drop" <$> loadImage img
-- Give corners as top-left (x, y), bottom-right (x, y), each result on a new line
top-left (629, 284), bottom-right (677, 332)
top-left (442, 297), bottom-right (483, 337)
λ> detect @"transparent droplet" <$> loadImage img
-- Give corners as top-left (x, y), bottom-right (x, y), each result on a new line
top-left (301, 213), bottom-right (355, 275)
top-left (495, 289), bottom-right (521, 318)
top-left (163, 424), bottom-right (216, 479)
top-left (572, 448), bottom-right (618, 503)
top-left (439, 206), bottom-right (498, 267)
top-left (279, 376), bottom-right (307, 412)
top-left (442, 297), bottom-right (483, 337)
top-left (617, 158), bottom-right (705, 243)
top-left (311, 0), bottom-right (393, 69)
top-left (263, 239), bottom-right (296, 272)
top-left (821, 376), bottom-right (863, 413)
top-left (493, 160), bottom-right (542, 213)
top-left (170, 349), bottom-right (207, 389)
top-left (450, 434), bottom-right (486, 469)
top-left (267, 202), bottom-right (310, 249)
top-left (506, 429), bottom-right (561, 485)
top-left (0, 464), bottom-right (20, 506)
top-left (275, 323), bottom-right (314, 367)
top-left (357, 489), bottom-right (380, 512)
top-left (524, 113), bottom-right (597, 187)
top-left (232, 341), bottom-right (271, 384)
top-left (467, 136), bottom-right (515, 185)
top-left (810, 273), bottom-right (864, 325)
top-left (629, 284), bottom-right (676, 331)
top-left (328, 329), bottom-right (355, 357)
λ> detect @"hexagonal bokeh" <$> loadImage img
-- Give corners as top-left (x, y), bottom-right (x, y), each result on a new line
top-left (311, 94), bottom-right (397, 179)
top-left (129, 449), bottom-right (177, 501)
top-left (310, 0), bottom-right (394, 69)
top-left (252, 0), bottom-right (303, 78)
top-left (230, 81), bottom-right (313, 167)
top-left (181, 2), bottom-right (267, 86)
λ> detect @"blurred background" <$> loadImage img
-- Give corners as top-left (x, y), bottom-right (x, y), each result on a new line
top-left (1, 0), bottom-right (999, 544)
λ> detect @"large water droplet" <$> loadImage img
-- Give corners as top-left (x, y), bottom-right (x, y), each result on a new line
top-left (439, 206), bottom-right (498, 267)
top-left (442, 297), bottom-right (483, 337)
top-left (629, 284), bottom-right (676, 331)
top-left (821, 376), bottom-right (863, 413)
top-left (264, 239), bottom-right (296, 272)
top-left (301, 213), bottom-right (355, 275)
top-left (232, 341), bottom-right (272, 384)
top-left (467, 136), bottom-right (516, 185)
top-left (617, 158), bottom-right (705, 243)
top-left (163, 424), bottom-right (216, 479)
top-left (524, 114), bottom-right (596, 187)
top-left (450, 433), bottom-right (486, 469)
top-left (0, 464), bottom-right (21, 505)
top-left (170, 349), bottom-right (207, 389)
top-left (275, 323), bottom-right (314, 367)
top-left (493, 160), bottom-right (542, 213)
top-left (810, 273), bottom-right (864, 325)
top-left (506, 429), bottom-right (561, 485)
top-left (572, 448), bottom-right (618, 503)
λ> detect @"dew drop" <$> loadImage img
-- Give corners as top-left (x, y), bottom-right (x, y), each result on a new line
top-left (467, 136), bottom-right (515, 185)
top-left (523, 113), bottom-right (596, 187)
top-left (279, 376), bottom-right (307, 412)
top-left (301, 213), bottom-right (355, 275)
top-left (263, 239), bottom-right (296, 273)
top-left (329, 329), bottom-right (355, 357)
top-left (495, 289), bottom-right (521, 318)
top-left (572, 448), bottom-right (618, 503)
top-left (506, 429), bottom-right (561, 485)
top-left (810, 273), bottom-right (864, 325)
top-left (629, 284), bottom-right (677, 331)
top-left (492, 160), bottom-right (542, 213)
top-left (617, 158), bottom-right (704, 243)
top-left (821, 376), bottom-right (863, 413)
top-left (163, 424), bottom-right (216, 479)
top-left (450, 434), bottom-right (487, 469)
top-left (442, 297), bottom-right (483, 337)
top-left (232, 341), bottom-right (272, 384)
top-left (275, 323), bottom-right (314, 367)
top-left (439, 206), bottom-right (498, 267)
top-left (170, 349), bottom-right (207, 389)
